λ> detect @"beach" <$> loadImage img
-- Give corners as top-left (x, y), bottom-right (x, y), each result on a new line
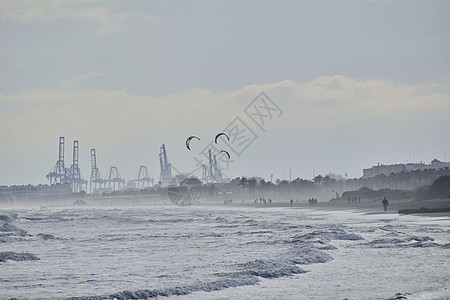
top-left (227, 196), bottom-right (450, 219)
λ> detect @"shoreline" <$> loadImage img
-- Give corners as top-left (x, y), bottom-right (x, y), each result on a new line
top-left (223, 197), bottom-right (450, 218)
top-left (1, 196), bottom-right (449, 219)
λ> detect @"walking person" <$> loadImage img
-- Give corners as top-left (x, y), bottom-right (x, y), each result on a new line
top-left (382, 197), bottom-right (389, 212)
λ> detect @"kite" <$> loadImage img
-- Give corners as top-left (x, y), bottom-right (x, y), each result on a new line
top-left (185, 136), bottom-right (201, 150)
top-left (215, 132), bottom-right (230, 144)
top-left (220, 150), bottom-right (231, 159)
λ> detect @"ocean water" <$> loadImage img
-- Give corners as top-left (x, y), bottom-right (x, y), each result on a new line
top-left (1, 204), bottom-right (449, 300)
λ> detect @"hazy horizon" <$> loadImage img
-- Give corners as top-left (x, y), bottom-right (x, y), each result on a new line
top-left (1, 0), bottom-right (449, 186)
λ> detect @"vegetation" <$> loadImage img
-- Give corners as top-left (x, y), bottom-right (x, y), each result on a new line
top-left (4, 168), bottom-right (449, 203)
top-left (415, 175), bottom-right (450, 200)
top-left (224, 168), bottom-right (450, 202)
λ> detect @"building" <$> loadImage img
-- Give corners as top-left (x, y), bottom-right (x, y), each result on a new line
top-left (0, 183), bottom-right (73, 201)
top-left (362, 159), bottom-right (450, 178)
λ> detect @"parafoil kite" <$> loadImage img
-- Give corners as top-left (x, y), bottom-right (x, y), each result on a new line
top-left (220, 150), bottom-right (231, 159)
top-left (185, 136), bottom-right (201, 150)
top-left (215, 132), bottom-right (230, 144)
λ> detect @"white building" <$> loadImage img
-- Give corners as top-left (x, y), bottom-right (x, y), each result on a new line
top-left (362, 159), bottom-right (450, 178)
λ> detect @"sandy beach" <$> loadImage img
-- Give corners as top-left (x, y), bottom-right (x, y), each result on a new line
top-left (225, 197), bottom-right (450, 218)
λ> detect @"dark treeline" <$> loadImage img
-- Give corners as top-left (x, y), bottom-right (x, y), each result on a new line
top-left (8, 167), bottom-right (446, 204)
top-left (222, 167), bottom-right (450, 202)
top-left (3, 168), bottom-right (448, 206)
top-left (98, 167), bottom-right (450, 203)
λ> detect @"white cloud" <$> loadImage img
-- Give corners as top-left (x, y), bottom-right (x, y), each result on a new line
top-left (1, 75), bottom-right (449, 184)
top-left (0, 0), bottom-right (158, 34)
top-left (1, 75), bottom-right (449, 153)
top-left (246, 76), bottom-right (450, 129)
top-left (0, 86), bottom-right (239, 155)
top-left (58, 71), bottom-right (104, 90)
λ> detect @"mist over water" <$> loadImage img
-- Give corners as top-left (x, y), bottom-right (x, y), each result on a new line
top-left (1, 203), bottom-right (449, 300)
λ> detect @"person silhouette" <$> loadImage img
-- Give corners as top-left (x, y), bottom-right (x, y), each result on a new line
top-left (382, 197), bottom-right (389, 212)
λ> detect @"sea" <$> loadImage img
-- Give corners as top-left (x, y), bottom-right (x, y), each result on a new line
top-left (1, 203), bottom-right (449, 300)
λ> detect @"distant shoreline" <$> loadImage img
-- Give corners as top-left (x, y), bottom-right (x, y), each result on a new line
top-left (220, 197), bottom-right (450, 218)
top-left (1, 193), bottom-right (449, 219)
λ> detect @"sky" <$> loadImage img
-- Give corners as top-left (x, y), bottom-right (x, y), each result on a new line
top-left (1, 0), bottom-right (449, 186)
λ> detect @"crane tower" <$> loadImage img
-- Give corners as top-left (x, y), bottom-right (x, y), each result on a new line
top-left (68, 140), bottom-right (87, 192)
top-left (106, 166), bottom-right (125, 191)
top-left (47, 137), bottom-right (68, 185)
top-left (159, 144), bottom-right (172, 185)
top-left (129, 166), bottom-right (154, 189)
top-left (90, 148), bottom-right (106, 194)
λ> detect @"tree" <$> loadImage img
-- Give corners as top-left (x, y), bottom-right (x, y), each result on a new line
top-left (239, 176), bottom-right (247, 198)
top-left (247, 178), bottom-right (257, 197)
top-left (313, 175), bottom-right (324, 185)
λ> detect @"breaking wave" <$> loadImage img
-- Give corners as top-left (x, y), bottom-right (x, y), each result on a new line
top-left (0, 214), bottom-right (14, 223)
top-left (0, 251), bottom-right (40, 262)
top-left (68, 276), bottom-right (260, 300)
top-left (293, 228), bottom-right (364, 242)
top-left (288, 245), bottom-right (334, 265)
top-left (68, 257), bottom-right (307, 299)
top-left (0, 222), bottom-right (27, 235)
top-left (239, 258), bottom-right (306, 278)
top-left (365, 236), bottom-right (439, 248)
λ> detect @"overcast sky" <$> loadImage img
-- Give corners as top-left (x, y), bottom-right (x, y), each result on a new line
top-left (1, 0), bottom-right (449, 186)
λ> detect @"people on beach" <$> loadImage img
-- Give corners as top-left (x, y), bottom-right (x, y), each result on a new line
top-left (290, 199), bottom-right (293, 207)
top-left (308, 198), bottom-right (318, 207)
top-left (382, 197), bottom-right (389, 212)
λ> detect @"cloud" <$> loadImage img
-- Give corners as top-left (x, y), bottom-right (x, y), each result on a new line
top-left (1, 75), bottom-right (449, 153)
top-left (0, 0), bottom-right (157, 34)
top-left (244, 76), bottom-right (450, 130)
top-left (58, 71), bottom-right (104, 90)
top-left (0, 86), bottom-right (239, 155)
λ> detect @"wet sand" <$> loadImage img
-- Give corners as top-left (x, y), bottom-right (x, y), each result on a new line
top-left (226, 197), bottom-right (450, 218)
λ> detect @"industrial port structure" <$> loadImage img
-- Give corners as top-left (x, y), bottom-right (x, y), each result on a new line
top-left (45, 137), bottom-right (227, 194)
top-left (46, 137), bottom-right (87, 193)
top-left (43, 137), bottom-right (450, 196)
top-left (2, 136), bottom-right (448, 203)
